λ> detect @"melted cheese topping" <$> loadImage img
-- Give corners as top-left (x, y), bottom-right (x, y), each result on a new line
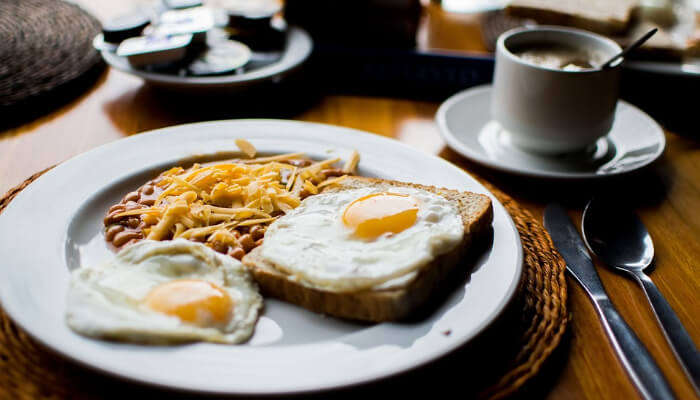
top-left (112, 145), bottom-right (360, 251)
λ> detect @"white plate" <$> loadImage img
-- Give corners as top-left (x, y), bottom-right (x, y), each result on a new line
top-left (101, 27), bottom-right (313, 92)
top-left (0, 120), bottom-right (522, 395)
top-left (437, 85), bottom-right (666, 180)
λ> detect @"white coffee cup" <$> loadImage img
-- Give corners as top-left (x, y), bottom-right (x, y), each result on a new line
top-left (491, 26), bottom-right (622, 154)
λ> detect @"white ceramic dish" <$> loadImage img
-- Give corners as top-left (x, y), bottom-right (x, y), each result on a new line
top-left (101, 27), bottom-right (312, 92)
top-left (437, 85), bottom-right (666, 180)
top-left (0, 119), bottom-right (522, 395)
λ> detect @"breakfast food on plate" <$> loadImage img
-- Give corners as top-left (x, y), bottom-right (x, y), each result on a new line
top-left (99, 141), bottom-right (492, 324)
top-left (505, 0), bottom-right (638, 35)
top-left (66, 240), bottom-right (262, 344)
top-left (243, 176), bottom-right (493, 322)
top-left (103, 145), bottom-right (359, 260)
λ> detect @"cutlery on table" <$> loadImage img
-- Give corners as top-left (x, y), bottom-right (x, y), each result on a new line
top-left (544, 203), bottom-right (676, 400)
top-left (582, 198), bottom-right (700, 394)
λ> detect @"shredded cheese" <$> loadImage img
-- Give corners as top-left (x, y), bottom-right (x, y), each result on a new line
top-left (317, 175), bottom-right (348, 189)
top-left (107, 147), bottom-right (361, 253)
top-left (235, 138), bottom-right (257, 158)
top-left (240, 152), bottom-right (305, 164)
top-left (343, 150), bottom-right (360, 173)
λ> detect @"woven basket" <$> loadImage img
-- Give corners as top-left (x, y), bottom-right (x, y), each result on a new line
top-left (0, 0), bottom-right (103, 112)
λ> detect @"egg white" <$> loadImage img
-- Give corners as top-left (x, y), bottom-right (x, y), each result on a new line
top-left (66, 239), bottom-right (262, 344)
top-left (257, 185), bottom-right (464, 292)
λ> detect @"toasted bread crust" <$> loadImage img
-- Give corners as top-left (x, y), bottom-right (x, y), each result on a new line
top-left (505, 0), bottom-right (636, 35)
top-left (242, 177), bottom-right (493, 322)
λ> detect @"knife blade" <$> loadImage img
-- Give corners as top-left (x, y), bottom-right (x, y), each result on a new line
top-left (544, 203), bottom-right (676, 400)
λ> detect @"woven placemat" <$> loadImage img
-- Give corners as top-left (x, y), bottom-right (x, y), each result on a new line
top-left (0, 0), bottom-right (102, 108)
top-left (0, 168), bottom-right (568, 399)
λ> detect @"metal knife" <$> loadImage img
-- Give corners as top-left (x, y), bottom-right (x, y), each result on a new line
top-left (544, 203), bottom-right (676, 400)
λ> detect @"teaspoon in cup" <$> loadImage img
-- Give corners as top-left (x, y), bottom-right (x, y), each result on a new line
top-left (600, 28), bottom-right (657, 69)
top-left (582, 198), bottom-right (700, 394)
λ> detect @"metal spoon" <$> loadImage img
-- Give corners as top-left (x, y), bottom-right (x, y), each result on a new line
top-left (600, 28), bottom-right (658, 69)
top-left (582, 198), bottom-right (700, 394)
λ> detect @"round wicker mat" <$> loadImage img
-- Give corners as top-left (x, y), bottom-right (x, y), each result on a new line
top-left (0, 0), bottom-right (102, 108)
top-left (0, 169), bottom-right (568, 399)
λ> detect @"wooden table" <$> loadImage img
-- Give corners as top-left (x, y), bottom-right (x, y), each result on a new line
top-left (1, 2), bottom-right (698, 399)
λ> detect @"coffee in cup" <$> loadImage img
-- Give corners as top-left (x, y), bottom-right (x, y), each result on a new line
top-left (491, 27), bottom-right (622, 155)
top-left (512, 43), bottom-right (605, 71)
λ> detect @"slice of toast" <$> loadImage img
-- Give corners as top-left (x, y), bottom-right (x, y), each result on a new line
top-left (506, 0), bottom-right (638, 36)
top-left (242, 176), bottom-right (493, 322)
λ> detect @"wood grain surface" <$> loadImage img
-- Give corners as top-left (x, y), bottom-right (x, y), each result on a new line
top-left (0, 1), bottom-right (698, 399)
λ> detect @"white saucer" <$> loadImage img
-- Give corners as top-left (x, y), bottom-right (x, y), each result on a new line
top-left (436, 85), bottom-right (666, 180)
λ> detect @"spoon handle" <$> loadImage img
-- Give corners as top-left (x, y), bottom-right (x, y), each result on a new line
top-left (632, 270), bottom-right (700, 394)
top-left (593, 297), bottom-right (677, 400)
top-left (600, 28), bottom-right (657, 69)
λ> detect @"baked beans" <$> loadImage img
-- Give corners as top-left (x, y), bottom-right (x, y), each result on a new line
top-left (104, 176), bottom-right (269, 258)
top-left (103, 155), bottom-right (352, 258)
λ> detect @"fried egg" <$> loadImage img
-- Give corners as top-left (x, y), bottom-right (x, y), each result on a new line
top-left (257, 183), bottom-right (464, 292)
top-left (66, 239), bottom-right (262, 344)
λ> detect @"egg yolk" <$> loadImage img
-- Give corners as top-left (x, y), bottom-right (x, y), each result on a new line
top-left (342, 192), bottom-right (419, 239)
top-left (143, 280), bottom-right (234, 327)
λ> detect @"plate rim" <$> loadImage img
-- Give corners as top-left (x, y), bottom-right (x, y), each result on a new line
top-left (101, 26), bottom-right (313, 87)
top-left (0, 119), bottom-right (523, 395)
top-left (436, 85), bottom-right (666, 180)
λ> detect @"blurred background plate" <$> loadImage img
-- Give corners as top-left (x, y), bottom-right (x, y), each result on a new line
top-left (101, 26), bottom-right (312, 93)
